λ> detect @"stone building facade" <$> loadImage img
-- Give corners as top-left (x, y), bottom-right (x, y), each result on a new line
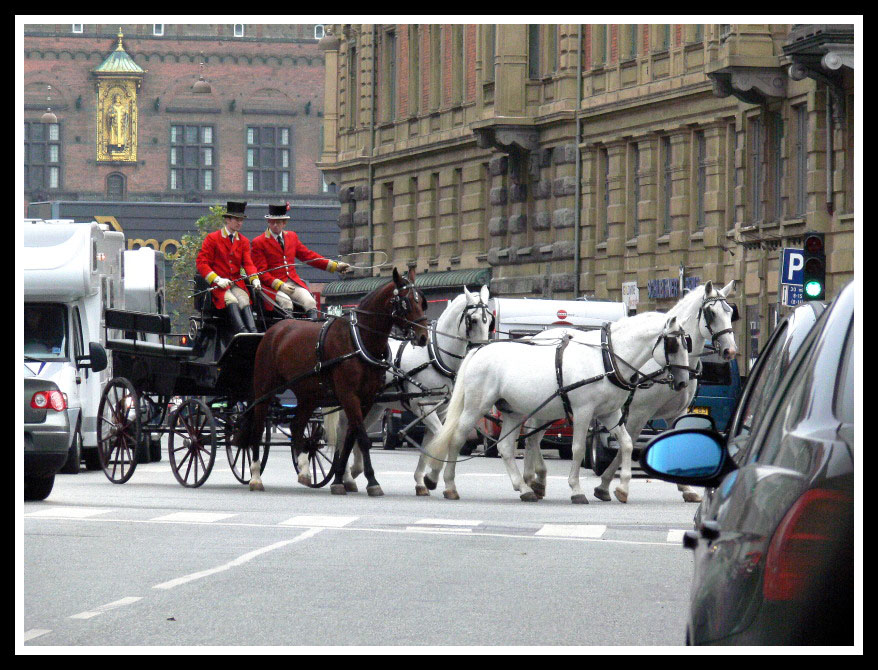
top-left (23, 23), bottom-right (331, 212)
top-left (317, 23), bottom-right (855, 370)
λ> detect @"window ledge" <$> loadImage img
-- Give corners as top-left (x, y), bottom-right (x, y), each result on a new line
top-left (625, 237), bottom-right (638, 248)
top-left (656, 233), bottom-right (670, 245)
top-left (596, 241), bottom-right (608, 252)
top-left (690, 231), bottom-right (705, 241)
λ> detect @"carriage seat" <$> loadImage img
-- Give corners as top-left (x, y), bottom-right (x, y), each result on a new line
top-left (105, 309), bottom-right (195, 358)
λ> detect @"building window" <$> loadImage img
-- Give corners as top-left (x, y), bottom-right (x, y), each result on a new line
top-left (528, 24), bottom-right (541, 79)
top-left (431, 172), bottom-right (440, 258)
top-left (631, 142), bottom-right (641, 237)
top-left (169, 124), bottom-right (215, 193)
top-left (484, 25), bottom-right (496, 83)
top-left (106, 173), bottom-right (125, 199)
top-left (24, 121), bottom-right (62, 192)
top-left (695, 130), bottom-right (706, 229)
top-left (234, 24), bottom-right (245, 38)
top-left (246, 126), bottom-right (292, 194)
top-left (382, 30), bottom-right (397, 121)
top-left (794, 105), bottom-right (807, 217)
top-left (72, 24), bottom-right (83, 34)
top-left (601, 147), bottom-right (610, 241)
top-left (409, 26), bottom-right (420, 115)
top-left (662, 136), bottom-right (672, 234)
top-left (430, 26), bottom-right (441, 110)
top-left (153, 24), bottom-right (164, 36)
top-left (749, 116), bottom-right (763, 223)
top-left (770, 112), bottom-right (784, 222)
top-left (593, 25), bottom-right (607, 67)
top-left (348, 44), bottom-right (358, 129)
top-left (549, 25), bottom-right (559, 74)
top-left (655, 24), bottom-right (670, 51)
top-left (452, 25), bottom-right (465, 105)
top-left (623, 24), bottom-right (638, 60)
top-left (314, 25), bottom-right (325, 40)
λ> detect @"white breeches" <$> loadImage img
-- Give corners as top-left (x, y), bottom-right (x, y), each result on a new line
top-left (279, 282), bottom-right (316, 311)
top-left (223, 285), bottom-right (251, 307)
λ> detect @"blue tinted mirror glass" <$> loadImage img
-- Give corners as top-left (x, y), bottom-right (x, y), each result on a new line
top-left (644, 433), bottom-right (724, 479)
top-left (673, 414), bottom-right (715, 430)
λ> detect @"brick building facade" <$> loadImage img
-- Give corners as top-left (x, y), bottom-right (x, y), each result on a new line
top-left (23, 23), bottom-right (331, 212)
top-left (317, 23), bottom-right (856, 371)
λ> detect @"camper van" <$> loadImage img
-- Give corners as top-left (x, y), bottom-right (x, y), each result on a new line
top-left (492, 297), bottom-right (627, 339)
top-left (23, 220), bottom-right (124, 472)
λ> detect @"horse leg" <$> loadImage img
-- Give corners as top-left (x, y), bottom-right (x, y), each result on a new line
top-left (329, 410), bottom-right (359, 491)
top-left (496, 415), bottom-right (537, 502)
top-left (330, 426), bottom-right (358, 495)
top-left (522, 427), bottom-right (548, 498)
top-left (288, 402), bottom-right (317, 487)
top-left (246, 403), bottom-right (268, 492)
top-left (357, 424), bottom-right (384, 497)
top-left (440, 405), bottom-right (484, 501)
top-left (607, 424), bottom-right (636, 503)
top-left (414, 408), bottom-right (445, 496)
top-left (678, 484), bottom-right (703, 503)
top-left (594, 410), bottom-right (626, 502)
top-left (567, 416), bottom-right (592, 504)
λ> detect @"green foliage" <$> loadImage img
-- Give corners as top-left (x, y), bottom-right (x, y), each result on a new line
top-left (165, 205), bottom-right (225, 331)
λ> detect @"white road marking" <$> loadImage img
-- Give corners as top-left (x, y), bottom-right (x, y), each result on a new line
top-left (152, 527), bottom-right (322, 590)
top-left (24, 506), bottom-right (113, 519)
top-left (414, 518), bottom-right (483, 526)
top-left (666, 529), bottom-right (687, 543)
top-left (151, 512), bottom-right (237, 524)
top-left (278, 515), bottom-right (358, 528)
top-left (405, 526), bottom-right (472, 533)
top-left (69, 596), bottom-right (142, 620)
top-left (23, 629), bottom-right (51, 642)
top-left (535, 524), bottom-right (607, 539)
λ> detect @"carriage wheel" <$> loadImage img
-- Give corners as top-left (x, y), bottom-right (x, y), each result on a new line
top-left (96, 377), bottom-right (141, 484)
top-left (291, 417), bottom-right (335, 488)
top-left (168, 398), bottom-right (217, 488)
top-left (223, 403), bottom-right (269, 485)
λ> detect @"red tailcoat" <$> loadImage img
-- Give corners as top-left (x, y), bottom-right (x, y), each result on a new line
top-left (196, 228), bottom-right (258, 310)
top-left (250, 229), bottom-right (335, 310)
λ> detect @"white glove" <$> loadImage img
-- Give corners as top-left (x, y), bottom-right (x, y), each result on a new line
top-left (251, 278), bottom-right (262, 292)
top-left (336, 262), bottom-right (352, 275)
top-left (214, 277), bottom-right (231, 289)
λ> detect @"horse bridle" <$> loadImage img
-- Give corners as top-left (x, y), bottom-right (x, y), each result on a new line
top-left (698, 295), bottom-right (739, 343)
top-left (457, 297), bottom-right (494, 344)
top-left (652, 326), bottom-right (693, 378)
top-left (390, 280), bottom-right (429, 341)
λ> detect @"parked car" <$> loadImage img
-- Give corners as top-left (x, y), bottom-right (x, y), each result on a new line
top-left (640, 282), bottom-right (854, 645)
top-left (472, 407), bottom-right (572, 458)
top-left (24, 376), bottom-right (73, 501)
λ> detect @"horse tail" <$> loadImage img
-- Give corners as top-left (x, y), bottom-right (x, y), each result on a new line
top-left (427, 348), bottom-right (476, 460)
top-left (322, 407), bottom-right (341, 447)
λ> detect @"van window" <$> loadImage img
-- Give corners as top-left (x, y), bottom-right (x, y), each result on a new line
top-left (72, 307), bottom-right (84, 359)
top-left (24, 303), bottom-right (68, 360)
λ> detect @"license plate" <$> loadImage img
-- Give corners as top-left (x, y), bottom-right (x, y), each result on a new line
top-left (689, 407), bottom-right (709, 415)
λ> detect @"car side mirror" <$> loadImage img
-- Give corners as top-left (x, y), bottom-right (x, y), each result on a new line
top-left (77, 342), bottom-right (108, 373)
top-left (673, 413), bottom-right (717, 431)
top-left (640, 428), bottom-right (736, 489)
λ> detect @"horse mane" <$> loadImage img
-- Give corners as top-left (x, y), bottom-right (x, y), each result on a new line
top-left (666, 284), bottom-right (707, 318)
top-left (357, 278), bottom-right (395, 311)
top-left (609, 310), bottom-right (669, 337)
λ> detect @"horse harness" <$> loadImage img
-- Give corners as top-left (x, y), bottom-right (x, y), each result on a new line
top-left (698, 294), bottom-right (739, 343)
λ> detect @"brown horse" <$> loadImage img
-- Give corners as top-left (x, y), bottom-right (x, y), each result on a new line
top-left (234, 267), bottom-right (429, 496)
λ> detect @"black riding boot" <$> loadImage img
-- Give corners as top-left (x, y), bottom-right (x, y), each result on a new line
top-left (226, 304), bottom-right (247, 334)
top-left (240, 305), bottom-right (258, 333)
top-left (306, 308), bottom-right (320, 322)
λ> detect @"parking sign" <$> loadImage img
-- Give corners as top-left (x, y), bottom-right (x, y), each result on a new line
top-left (780, 248), bottom-right (804, 307)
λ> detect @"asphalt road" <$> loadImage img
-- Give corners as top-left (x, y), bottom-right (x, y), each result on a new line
top-left (22, 446), bottom-right (698, 648)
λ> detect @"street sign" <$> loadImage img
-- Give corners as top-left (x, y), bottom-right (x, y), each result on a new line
top-left (779, 248), bottom-right (804, 307)
top-left (621, 281), bottom-right (639, 311)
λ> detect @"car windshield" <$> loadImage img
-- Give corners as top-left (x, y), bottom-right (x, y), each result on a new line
top-left (24, 303), bottom-right (68, 361)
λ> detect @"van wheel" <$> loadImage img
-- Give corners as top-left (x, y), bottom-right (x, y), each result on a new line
top-left (83, 447), bottom-right (102, 471)
top-left (60, 421), bottom-right (82, 474)
top-left (25, 475), bottom-right (55, 501)
top-left (588, 423), bottom-right (613, 476)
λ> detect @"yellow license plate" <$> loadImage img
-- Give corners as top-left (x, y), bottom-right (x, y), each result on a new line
top-left (689, 407), bottom-right (710, 415)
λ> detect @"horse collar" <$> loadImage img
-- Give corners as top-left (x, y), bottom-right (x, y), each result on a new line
top-left (428, 321), bottom-right (457, 379)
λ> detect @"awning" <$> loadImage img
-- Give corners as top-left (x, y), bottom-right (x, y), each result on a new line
top-left (322, 267), bottom-right (492, 298)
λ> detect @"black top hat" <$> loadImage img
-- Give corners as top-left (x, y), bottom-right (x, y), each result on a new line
top-left (223, 201), bottom-right (248, 218)
top-left (265, 203), bottom-right (291, 220)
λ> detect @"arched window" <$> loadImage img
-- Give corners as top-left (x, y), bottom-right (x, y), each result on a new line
top-left (107, 173), bottom-right (125, 200)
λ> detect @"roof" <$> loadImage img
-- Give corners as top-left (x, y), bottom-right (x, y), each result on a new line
top-left (322, 267), bottom-right (492, 298)
top-left (93, 31), bottom-right (144, 75)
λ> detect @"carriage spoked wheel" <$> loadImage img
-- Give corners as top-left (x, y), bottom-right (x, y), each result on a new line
top-left (96, 377), bottom-right (142, 484)
top-left (222, 403), bottom-right (269, 485)
top-left (168, 398), bottom-right (217, 488)
top-left (291, 417), bottom-right (335, 489)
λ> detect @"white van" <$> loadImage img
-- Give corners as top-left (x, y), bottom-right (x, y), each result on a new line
top-left (492, 297), bottom-right (627, 340)
top-left (23, 220), bottom-right (124, 471)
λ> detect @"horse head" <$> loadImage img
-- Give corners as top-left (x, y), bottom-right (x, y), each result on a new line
top-left (459, 285), bottom-right (493, 349)
top-left (698, 280), bottom-right (739, 361)
top-left (390, 267), bottom-right (429, 347)
top-left (653, 316), bottom-right (692, 392)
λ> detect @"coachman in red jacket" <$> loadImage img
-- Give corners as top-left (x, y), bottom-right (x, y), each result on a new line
top-left (196, 201), bottom-right (262, 333)
top-left (251, 203), bottom-right (350, 320)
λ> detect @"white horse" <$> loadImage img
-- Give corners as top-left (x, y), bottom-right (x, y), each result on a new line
top-left (304, 286), bottom-right (492, 490)
top-left (520, 280), bottom-right (739, 503)
top-left (422, 312), bottom-right (691, 503)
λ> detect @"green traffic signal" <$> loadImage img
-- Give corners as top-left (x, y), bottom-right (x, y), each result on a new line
top-left (804, 280), bottom-right (823, 298)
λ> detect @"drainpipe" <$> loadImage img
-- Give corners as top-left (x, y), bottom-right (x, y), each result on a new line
top-left (825, 84), bottom-right (834, 216)
top-left (368, 24), bottom-right (377, 266)
top-left (573, 24), bottom-right (583, 297)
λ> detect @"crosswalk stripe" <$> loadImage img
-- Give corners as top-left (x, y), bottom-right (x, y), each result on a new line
top-left (278, 515), bottom-right (358, 528)
top-left (151, 512), bottom-right (237, 523)
top-left (23, 629), bottom-right (52, 642)
top-left (666, 529), bottom-right (687, 543)
top-left (24, 507), bottom-right (112, 519)
top-left (414, 518), bottom-right (483, 526)
top-left (535, 524), bottom-right (607, 539)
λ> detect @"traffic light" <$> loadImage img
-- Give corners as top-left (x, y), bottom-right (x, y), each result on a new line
top-left (802, 232), bottom-right (826, 301)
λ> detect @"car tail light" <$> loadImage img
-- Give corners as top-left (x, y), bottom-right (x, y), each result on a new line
top-left (31, 390), bottom-right (67, 411)
top-left (763, 488), bottom-right (852, 601)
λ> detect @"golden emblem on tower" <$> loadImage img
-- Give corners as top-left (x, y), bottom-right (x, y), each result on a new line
top-left (93, 29), bottom-right (144, 163)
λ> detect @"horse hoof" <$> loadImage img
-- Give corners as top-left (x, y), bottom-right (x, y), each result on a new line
top-left (682, 492), bottom-right (702, 503)
top-left (571, 494), bottom-right (589, 505)
top-left (297, 472), bottom-right (312, 486)
top-left (249, 481), bottom-right (264, 492)
top-left (443, 490), bottom-right (460, 500)
top-left (593, 487), bottom-right (611, 502)
top-left (520, 491), bottom-right (539, 502)
top-left (531, 483), bottom-right (546, 497)
top-left (424, 476), bottom-right (438, 491)
top-left (330, 484), bottom-right (347, 496)
top-left (367, 485), bottom-right (384, 497)
top-left (415, 485), bottom-right (430, 497)
top-left (614, 488), bottom-right (628, 503)
top-left (344, 481), bottom-right (359, 493)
